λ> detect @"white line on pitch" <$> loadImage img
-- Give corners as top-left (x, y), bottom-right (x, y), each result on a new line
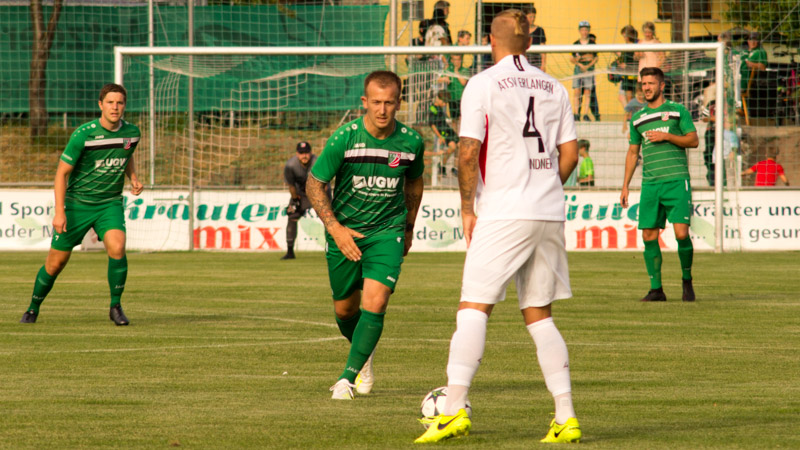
top-left (20, 336), bottom-right (342, 355)
top-left (134, 309), bottom-right (338, 328)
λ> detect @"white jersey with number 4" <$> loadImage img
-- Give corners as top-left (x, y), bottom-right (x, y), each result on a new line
top-left (459, 54), bottom-right (576, 221)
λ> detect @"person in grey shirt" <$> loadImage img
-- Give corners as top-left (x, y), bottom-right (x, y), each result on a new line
top-left (282, 141), bottom-right (317, 260)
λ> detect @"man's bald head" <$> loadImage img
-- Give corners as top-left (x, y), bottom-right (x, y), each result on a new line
top-left (491, 10), bottom-right (530, 54)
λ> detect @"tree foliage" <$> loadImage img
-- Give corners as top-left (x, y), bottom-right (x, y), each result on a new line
top-left (724, 0), bottom-right (800, 44)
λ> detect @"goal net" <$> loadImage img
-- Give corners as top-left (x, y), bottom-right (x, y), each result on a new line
top-left (116, 43), bottom-right (733, 251)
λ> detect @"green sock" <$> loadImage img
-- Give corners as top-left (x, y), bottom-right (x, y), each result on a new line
top-left (28, 266), bottom-right (57, 313)
top-left (677, 237), bottom-right (693, 281)
top-left (339, 310), bottom-right (384, 383)
top-left (643, 239), bottom-right (663, 290)
top-left (335, 309), bottom-right (362, 342)
top-left (108, 256), bottom-right (128, 308)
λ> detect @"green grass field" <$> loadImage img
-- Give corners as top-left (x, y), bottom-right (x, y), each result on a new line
top-left (1, 251), bottom-right (798, 449)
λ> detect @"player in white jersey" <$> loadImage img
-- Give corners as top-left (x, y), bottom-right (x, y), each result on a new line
top-left (415, 10), bottom-right (581, 444)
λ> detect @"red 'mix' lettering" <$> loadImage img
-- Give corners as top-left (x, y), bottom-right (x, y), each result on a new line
top-left (256, 227), bottom-right (281, 250)
top-left (193, 226), bottom-right (232, 249)
top-left (239, 225), bottom-right (251, 249)
top-left (575, 226), bottom-right (618, 249)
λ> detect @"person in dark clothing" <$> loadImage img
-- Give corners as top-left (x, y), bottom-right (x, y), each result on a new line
top-left (282, 141), bottom-right (319, 260)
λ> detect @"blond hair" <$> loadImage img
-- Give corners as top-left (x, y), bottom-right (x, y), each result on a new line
top-left (491, 9), bottom-right (530, 54)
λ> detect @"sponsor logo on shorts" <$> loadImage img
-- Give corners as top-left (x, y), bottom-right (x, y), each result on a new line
top-left (387, 276), bottom-right (396, 282)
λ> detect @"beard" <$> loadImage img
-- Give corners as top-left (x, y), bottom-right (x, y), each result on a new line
top-left (645, 88), bottom-right (661, 102)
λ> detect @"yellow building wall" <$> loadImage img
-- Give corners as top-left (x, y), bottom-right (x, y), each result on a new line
top-left (384, 0), bottom-right (732, 120)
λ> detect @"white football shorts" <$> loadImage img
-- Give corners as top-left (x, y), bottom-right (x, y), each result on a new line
top-left (460, 220), bottom-right (572, 308)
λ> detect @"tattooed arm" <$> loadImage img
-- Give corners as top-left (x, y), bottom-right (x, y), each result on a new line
top-left (457, 137), bottom-right (482, 247)
top-left (402, 175), bottom-right (424, 256)
top-left (306, 176), bottom-right (364, 261)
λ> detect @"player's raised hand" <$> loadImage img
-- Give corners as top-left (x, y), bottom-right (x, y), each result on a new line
top-left (329, 223), bottom-right (364, 261)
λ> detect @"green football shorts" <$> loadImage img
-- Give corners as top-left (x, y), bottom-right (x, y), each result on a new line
top-left (638, 179), bottom-right (692, 230)
top-left (51, 199), bottom-right (126, 251)
top-left (325, 232), bottom-right (405, 300)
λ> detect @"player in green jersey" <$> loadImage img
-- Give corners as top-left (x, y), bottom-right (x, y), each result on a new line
top-left (20, 84), bottom-right (143, 326)
top-left (620, 67), bottom-right (699, 302)
top-left (306, 71), bottom-right (425, 400)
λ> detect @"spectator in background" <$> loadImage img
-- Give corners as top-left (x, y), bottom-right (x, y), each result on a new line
top-left (456, 30), bottom-right (474, 71)
top-left (442, 53), bottom-right (469, 122)
top-left (522, 5), bottom-right (546, 72)
top-left (428, 91), bottom-right (458, 177)
top-left (457, 29), bottom-right (472, 46)
top-left (476, 34), bottom-right (492, 73)
top-left (623, 82), bottom-right (646, 135)
top-left (425, 1), bottom-right (452, 46)
top-left (743, 154), bottom-right (789, 186)
top-left (699, 32), bottom-right (739, 186)
top-left (570, 21), bottom-right (599, 121)
top-left (577, 140), bottom-right (594, 187)
top-left (424, 1), bottom-right (452, 95)
top-left (413, 20), bottom-right (428, 48)
top-left (700, 83), bottom-right (720, 186)
top-left (740, 31), bottom-right (767, 97)
top-left (635, 21), bottom-right (665, 80)
top-left (617, 25), bottom-right (639, 111)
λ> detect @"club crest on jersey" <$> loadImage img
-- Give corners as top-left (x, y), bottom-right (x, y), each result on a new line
top-left (387, 151), bottom-right (401, 168)
top-left (123, 138), bottom-right (132, 149)
top-left (661, 112), bottom-right (670, 121)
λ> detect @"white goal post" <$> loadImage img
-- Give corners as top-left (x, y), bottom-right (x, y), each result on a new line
top-left (114, 42), bottom-right (727, 252)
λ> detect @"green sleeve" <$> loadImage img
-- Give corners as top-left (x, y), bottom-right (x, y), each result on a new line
top-left (751, 48), bottom-right (768, 65)
top-left (406, 139), bottom-right (425, 179)
top-left (586, 158), bottom-right (594, 176)
top-left (59, 129), bottom-right (85, 166)
top-left (310, 133), bottom-right (345, 183)
top-left (629, 116), bottom-right (642, 145)
top-left (679, 105), bottom-right (696, 134)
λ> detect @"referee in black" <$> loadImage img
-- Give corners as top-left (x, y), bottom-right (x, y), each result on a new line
top-left (282, 141), bottom-right (317, 260)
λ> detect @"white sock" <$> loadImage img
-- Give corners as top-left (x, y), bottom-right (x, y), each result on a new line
top-left (527, 317), bottom-right (576, 424)
top-left (444, 308), bottom-right (488, 415)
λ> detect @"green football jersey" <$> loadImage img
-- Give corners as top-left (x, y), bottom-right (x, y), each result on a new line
top-left (310, 117), bottom-right (425, 237)
top-left (739, 46), bottom-right (768, 91)
top-left (60, 119), bottom-right (141, 204)
top-left (629, 101), bottom-right (696, 184)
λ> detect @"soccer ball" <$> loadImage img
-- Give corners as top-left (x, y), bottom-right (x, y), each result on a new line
top-left (419, 386), bottom-right (472, 428)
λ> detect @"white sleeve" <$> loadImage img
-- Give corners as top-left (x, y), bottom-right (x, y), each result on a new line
top-left (425, 25), bottom-right (446, 46)
top-left (555, 84), bottom-right (578, 146)
top-left (459, 76), bottom-right (488, 142)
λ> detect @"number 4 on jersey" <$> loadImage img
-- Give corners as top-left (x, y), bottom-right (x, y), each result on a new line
top-left (523, 96), bottom-right (545, 153)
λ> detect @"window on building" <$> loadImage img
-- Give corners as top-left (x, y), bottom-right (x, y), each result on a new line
top-left (658, 0), bottom-right (712, 20)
